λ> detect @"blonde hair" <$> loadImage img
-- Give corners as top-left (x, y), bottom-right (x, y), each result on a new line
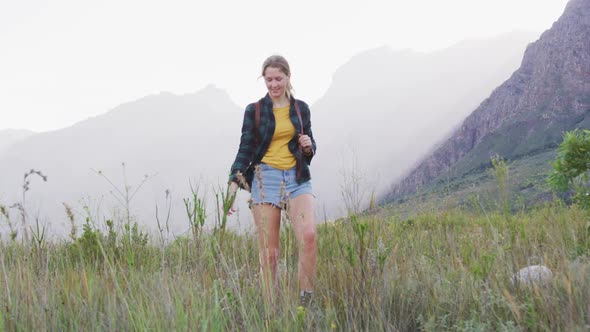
top-left (261, 55), bottom-right (294, 99)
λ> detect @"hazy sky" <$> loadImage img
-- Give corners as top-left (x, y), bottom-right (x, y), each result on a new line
top-left (1, 0), bottom-right (569, 132)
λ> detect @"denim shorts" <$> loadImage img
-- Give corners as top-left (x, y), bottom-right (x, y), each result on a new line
top-left (250, 163), bottom-right (313, 209)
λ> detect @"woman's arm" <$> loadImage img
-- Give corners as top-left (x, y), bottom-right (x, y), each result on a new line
top-left (229, 103), bottom-right (256, 184)
top-left (302, 102), bottom-right (316, 165)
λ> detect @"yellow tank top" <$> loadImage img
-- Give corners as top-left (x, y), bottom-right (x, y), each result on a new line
top-left (261, 105), bottom-right (297, 169)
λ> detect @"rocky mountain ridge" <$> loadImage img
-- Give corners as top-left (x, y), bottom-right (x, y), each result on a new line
top-left (386, 0), bottom-right (590, 201)
top-left (0, 33), bottom-right (541, 235)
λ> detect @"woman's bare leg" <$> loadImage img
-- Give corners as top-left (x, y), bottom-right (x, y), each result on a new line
top-left (287, 194), bottom-right (317, 293)
top-left (252, 203), bottom-right (282, 303)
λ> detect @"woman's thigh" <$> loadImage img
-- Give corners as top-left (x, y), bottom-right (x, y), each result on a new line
top-left (252, 203), bottom-right (282, 248)
top-left (287, 194), bottom-right (315, 243)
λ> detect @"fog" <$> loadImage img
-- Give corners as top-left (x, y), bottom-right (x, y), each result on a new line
top-left (0, 0), bottom-right (568, 132)
top-left (0, 32), bottom-right (537, 238)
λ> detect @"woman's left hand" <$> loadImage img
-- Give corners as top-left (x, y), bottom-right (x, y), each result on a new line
top-left (298, 134), bottom-right (312, 154)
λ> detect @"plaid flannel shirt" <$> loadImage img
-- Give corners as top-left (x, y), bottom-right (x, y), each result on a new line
top-left (229, 93), bottom-right (317, 186)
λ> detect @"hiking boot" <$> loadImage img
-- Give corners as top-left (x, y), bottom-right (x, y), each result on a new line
top-left (298, 290), bottom-right (314, 308)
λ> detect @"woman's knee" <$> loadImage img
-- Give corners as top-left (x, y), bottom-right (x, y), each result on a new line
top-left (260, 247), bottom-right (280, 266)
top-left (301, 226), bottom-right (317, 249)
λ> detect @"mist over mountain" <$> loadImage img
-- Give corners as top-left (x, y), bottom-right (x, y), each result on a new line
top-left (0, 85), bottom-right (244, 237)
top-left (386, 0), bottom-right (590, 202)
top-left (0, 31), bottom-right (540, 237)
top-left (311, 31), bottom-right (537, 215)
top-left (0, 129), bottom-right (35, 153)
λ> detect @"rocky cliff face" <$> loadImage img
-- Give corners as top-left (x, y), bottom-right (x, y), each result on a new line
top-left (310, 32), bottom-right (536, 216)
top-left (387, 0), bottom-right (590, 200)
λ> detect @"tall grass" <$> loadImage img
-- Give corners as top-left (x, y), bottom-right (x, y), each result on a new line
top-left (1, 201), bottom-right (589, 330)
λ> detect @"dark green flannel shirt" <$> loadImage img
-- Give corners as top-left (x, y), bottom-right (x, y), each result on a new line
top-left (229, 93), bottom-right (317, 186)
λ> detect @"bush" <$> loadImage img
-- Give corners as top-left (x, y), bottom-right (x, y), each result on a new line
top-left (548, 129), bottom-right (590, 209)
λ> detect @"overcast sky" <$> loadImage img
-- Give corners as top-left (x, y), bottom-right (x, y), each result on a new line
top-left (0, 0), bottom-right (569, 132)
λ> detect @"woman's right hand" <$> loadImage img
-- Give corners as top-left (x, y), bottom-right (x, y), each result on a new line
top-left (227, 181), bottom-right (239, 216)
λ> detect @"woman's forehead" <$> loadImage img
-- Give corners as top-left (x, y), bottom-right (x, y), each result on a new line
top-left (264, 67), bottom-right (288, 77)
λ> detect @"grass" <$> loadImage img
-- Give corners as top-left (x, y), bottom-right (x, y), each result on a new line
top-left (1, 200), bottom-right (590, 331)
top-left (383, 150), bottom-right (558, 219)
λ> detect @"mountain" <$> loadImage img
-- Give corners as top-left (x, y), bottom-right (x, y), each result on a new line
top-left (0, 85), bottom-right (245, 237)
top-left (385, 0), bottom-right (590, 203)
top-left (0, 32), bottom-right (541, 237)
top-left (310, 31), bottom-right (538, 216)
top-left (0, 129), bottom-right (35, 153)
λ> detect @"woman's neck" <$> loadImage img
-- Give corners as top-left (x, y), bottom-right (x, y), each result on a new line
top-left (271, 95), bottom-right (290, 108)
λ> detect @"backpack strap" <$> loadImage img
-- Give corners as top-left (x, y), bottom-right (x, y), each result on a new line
top-left (294, 101), bottom-right (304, 136)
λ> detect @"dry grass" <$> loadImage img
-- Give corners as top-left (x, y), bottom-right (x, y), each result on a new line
top-left (0, 202), bottom-right (589, 331)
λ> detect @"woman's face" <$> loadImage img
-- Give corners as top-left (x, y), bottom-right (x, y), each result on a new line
top-left (263, 67), bottom-right (289, 99)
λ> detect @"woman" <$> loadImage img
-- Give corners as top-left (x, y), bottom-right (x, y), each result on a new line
top-left (227, 55), bottom-right (317, 306)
